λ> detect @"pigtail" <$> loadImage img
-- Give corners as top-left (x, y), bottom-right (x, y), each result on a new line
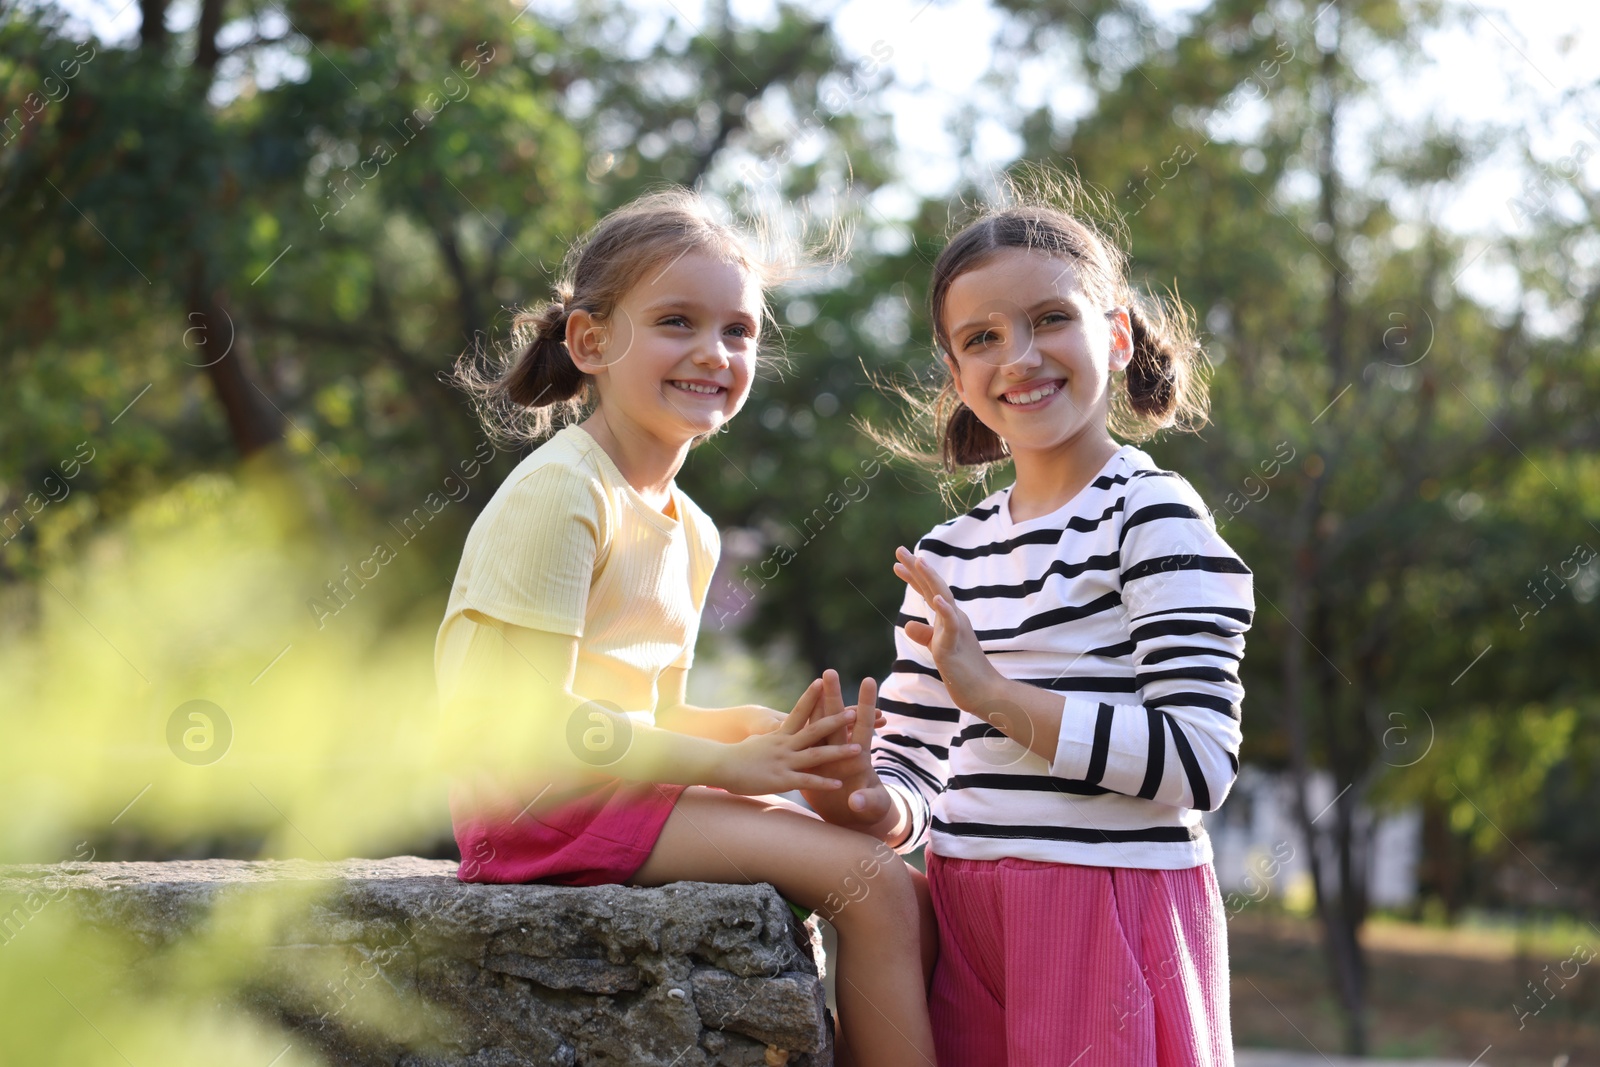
top-left (504, 296), bottom-right (584, 408)
top-left (943, 394), bottom-right (1009, 469)
top-left (1125, 304), bottom-right (1176, 417)
top-left (1109, 295), bottom-right (1209, 441)
top-left (448, 291), bottom-right (591, 449)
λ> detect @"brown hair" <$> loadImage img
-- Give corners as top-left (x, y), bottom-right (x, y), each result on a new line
top-left (452, 187), bottom-right (783, 447)
top-left (873, 170), bottom-right (1210, 475)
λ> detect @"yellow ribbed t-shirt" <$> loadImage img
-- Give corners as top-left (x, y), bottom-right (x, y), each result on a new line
top-left (434, 424), bottom-right (720, 718)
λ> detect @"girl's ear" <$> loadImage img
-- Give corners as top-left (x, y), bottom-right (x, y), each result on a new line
top-left (565, 309), bottom-right (609, 376)
top-left (1107, 307), bottom-right (1133, 373)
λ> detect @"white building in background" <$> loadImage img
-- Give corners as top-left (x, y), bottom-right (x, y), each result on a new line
top-left (1205, 766), bottom-right (1423, 909)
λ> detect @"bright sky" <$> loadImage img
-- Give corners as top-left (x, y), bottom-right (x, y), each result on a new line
top-left (54, 0), bottom-right (1600, 305)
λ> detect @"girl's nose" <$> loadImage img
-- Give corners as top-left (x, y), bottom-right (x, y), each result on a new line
top-left (998, 330), bottom-right (1042, 374)
top-left (692, 339), bottom-right (731, 368)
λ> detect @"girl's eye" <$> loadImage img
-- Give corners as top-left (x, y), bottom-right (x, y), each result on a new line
top-left (725, 323), bottom-right (753, 339)
top-left (1039, 311), bottom-right (1073, 326)
top-left (659, 315), bottom-right (690, 328)
top-left (963, 330), bottom-right (998, 350)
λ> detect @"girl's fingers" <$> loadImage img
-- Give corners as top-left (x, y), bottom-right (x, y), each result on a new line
top-left (781, 678), bottom-right (823, 734)
top-left (893, 547), bottom-right (925, 588)
top-left (896, 548), bottom-right (954, 617)
top-left (915, 554), bottom-right (957, 604)
top-left (853, 677), bottom-right (877, 748)
top-left (794, 774), bottom-right (843, 791)
top-left (932, 595), bottom-right (973, 641)
top-left (892, 560), bottom-right (930, 603)
top-left (903, 620), bottom-right (934, 646)
top-left (792, 743), bottom-right (863, 767)
top-left (818, 669), bottom-right (848, 743)
top-left (913, 556), bottom-right (955, 611)
top-left (794, 709), bottom-right (856, 746)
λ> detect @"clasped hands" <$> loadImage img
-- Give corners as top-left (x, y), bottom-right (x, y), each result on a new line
top-left (703, 544), bottom-right (1010, 823)
top-left (787, 545), bottom-right (1007, 843)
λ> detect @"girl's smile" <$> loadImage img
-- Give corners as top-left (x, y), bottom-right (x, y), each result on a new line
top-left (668, 379), bottom-right (728, 396)
top-left (998, 378), bottom-right (1065, 408)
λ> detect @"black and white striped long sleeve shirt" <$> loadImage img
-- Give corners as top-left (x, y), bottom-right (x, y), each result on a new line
top-left (872, 445), bottom-right (1254, 870)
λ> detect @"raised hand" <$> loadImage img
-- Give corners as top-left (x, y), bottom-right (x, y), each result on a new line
top-left (706, 678), bottom-right (863, 796)
top-left (894, 545), bottom-right (1000, 711)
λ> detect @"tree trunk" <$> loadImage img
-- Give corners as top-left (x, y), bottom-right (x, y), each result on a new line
top-left (167, 0), bottom-right (286, 460)
top-left (1316, 600), bottom-right (1369, 1053)
top-left (187, 257), bottom-right (284, 457)
top-left (1304, 4), bottom-right (1370, 1052)
top-left (195, 0), bottom-right (225, 73)
top-left (139, 0), bottom-right (169, 52)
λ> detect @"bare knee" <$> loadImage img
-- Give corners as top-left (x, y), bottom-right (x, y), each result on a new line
top-left (823, 842), bottom-right (920, 933)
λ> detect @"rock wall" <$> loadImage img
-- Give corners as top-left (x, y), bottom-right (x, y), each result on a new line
top-left (0, 857), bottom-right (833, 1066)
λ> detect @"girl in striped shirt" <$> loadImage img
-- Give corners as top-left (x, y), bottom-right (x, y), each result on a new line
top-left (806, 190), bottom-right (1253, 1064)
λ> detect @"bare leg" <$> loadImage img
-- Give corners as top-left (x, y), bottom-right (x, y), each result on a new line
top-left (908, 864), bottom-right (940, 993)
top-left (742, 795), bottom-right (937, 1066)
top-left (631, 787), bottom-right (937, 1067)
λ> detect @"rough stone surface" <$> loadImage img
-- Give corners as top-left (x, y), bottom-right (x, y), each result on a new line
top-left (690, 968), bottom-right (828, 1053)
top-left (0, 858), bottom-right (833, 1066)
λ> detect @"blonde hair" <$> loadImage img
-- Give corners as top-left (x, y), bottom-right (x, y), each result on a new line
top-left (870, 168), bottom-right (1211, 477)
top-left (452, 187), bottom-right (794, 448)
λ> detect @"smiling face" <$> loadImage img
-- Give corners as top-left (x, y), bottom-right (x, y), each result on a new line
top-left (573, 250), bottom-right (763, 447)
top-left (940, 247), bottom-right (1132, 461)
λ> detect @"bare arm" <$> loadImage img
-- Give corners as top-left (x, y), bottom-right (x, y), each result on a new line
top-left (438, 618), bottom-right (860, 796)
top-left (653, 667), bottom-right (785, 743)
top-left (654, 667), bottom-right (888, 744)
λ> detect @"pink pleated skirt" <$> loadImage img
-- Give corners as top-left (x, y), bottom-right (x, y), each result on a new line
top-left (927, 853), bottom-right (1232, 1067)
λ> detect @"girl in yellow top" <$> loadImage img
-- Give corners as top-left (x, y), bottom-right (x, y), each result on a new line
top-left (436, 189), bottom-right (937, 1066)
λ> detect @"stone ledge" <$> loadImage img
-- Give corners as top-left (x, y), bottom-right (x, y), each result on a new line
top-left (0, 858), bottom-right (833, 1066)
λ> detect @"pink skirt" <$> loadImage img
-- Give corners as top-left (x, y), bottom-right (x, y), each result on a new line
top-left (451, 776), bottom-right (686, 887)
top-left (927, 853), bottom-right (1232, 1067)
